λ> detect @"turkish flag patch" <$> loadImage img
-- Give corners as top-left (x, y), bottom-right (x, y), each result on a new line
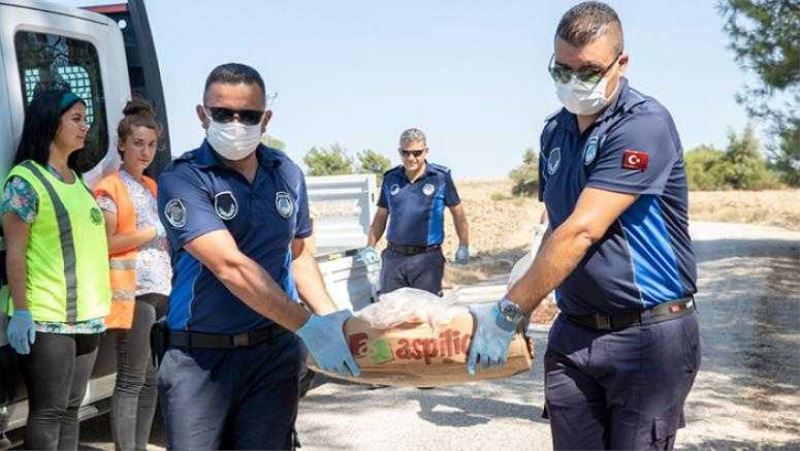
top-left (622, 149), bottom-right (649, 170)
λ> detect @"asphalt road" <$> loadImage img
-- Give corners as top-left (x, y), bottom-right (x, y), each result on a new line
top-left (57, 221), bottom-right (800, 450)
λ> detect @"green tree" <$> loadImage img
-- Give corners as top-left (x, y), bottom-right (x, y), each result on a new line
top-left (357, 149), bottom-right (391, 184)
top-left (509, 147), bottom-right (539, 196)
top-left (684, 145), bottom-right (728, 190)
top-left (719, 124), bottom-right (782, 189)
top-left (303, 144), bottom-right (354, 176)
top-left (684, 126), bottom-right (782, 190)
top-left (770, 117), bottom-right (800, 186)
top-left (717, 0), bottom-right (800, 185)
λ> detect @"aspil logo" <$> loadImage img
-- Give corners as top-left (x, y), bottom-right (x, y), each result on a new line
top-left (349, 329), bottom-right (472, 365)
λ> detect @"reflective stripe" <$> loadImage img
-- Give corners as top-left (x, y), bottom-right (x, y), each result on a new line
top-left (21, 162), bottom-right (79, 322)
top-left (112, 289), bottom-right (137, 301)
top-left (109, 259), bottom-right (137, 270)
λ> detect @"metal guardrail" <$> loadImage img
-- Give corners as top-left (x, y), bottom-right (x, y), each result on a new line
top-left (306, 174), bottom-right (377, 252)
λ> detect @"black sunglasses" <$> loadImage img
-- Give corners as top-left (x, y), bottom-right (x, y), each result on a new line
top-left (399, 148), bottom-right (426, 158)
top-left (548, 52), bottom-right (621, 85)
top-left (204, 106), bottom-right (264, 126)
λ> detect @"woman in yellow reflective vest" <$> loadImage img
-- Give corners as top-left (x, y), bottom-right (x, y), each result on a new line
top-left (94, 98), bottom-right (171, 451)
top-left (1, 88), bottom-right (111, 450)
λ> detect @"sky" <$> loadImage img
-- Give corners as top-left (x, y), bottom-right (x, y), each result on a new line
top-left (58, 0), bottom-right (756, 177)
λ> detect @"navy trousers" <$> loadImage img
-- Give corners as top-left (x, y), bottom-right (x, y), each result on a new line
top-left (158, 329), bottom-right (303, 450)
top-left (380, 248), bottom-right (445, 296)
top-left (544, 311), bottom-right (701, 450)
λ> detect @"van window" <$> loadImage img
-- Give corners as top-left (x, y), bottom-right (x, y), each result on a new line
top-left (15, 31), bottom-right (108, 172)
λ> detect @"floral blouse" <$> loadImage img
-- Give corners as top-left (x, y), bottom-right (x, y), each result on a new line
top-left (0, 165), bottom-right (106, 334)
top-left (96, 169), bottom-right (172, 297)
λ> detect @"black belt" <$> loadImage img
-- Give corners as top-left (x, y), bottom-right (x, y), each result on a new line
top-left (566, 297), bottom-right (696, 331)
top-left (168, 325), bottom-right (281, 349)
top-left (387, 242), bottom-right (441, 256)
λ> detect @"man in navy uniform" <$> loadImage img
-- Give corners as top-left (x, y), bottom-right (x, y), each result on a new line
top-left (467, 3), bottom-right (701, 449)
top-left (365, 129), bottom-right (470, 296)
top-left (157, 63), bottom-right (359, 450)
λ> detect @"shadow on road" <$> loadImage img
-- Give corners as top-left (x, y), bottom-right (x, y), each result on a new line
top-left (413, 393), bottom-right (546, 427)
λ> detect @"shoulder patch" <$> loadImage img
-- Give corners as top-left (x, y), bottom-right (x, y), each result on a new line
top-left (583, 137), bottom-right (599, 166)
top-left (164, 198), bottom-right (187, 229)
top-left (546, 147), bottom-right (562, 176)
top-left (275, 192), bottom-right (294, 218)
top-left (214, 191), bottom-right (238, 220)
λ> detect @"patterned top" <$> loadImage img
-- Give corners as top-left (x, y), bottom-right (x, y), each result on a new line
top-left (96, 169), bottom-right (172, 297)
top-left (0, 164), bottom-right (106, 334)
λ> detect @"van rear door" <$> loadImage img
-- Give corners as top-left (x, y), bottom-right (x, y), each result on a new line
top-left (0, 0), bottom-right (130, 186)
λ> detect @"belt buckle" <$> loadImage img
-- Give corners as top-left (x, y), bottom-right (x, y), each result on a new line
top-left (232, 332), bottom-right (250, 347)
top-left (595, 314), bottom-right (611, 330)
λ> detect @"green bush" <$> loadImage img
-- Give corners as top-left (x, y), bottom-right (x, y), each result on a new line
top-left (303, 144), bottom-right (354, 176)
top-left (685, 146), bottom-right (729, 190)
top-left (357, 149), bottom-right (392, 184)
top-left (509, 147), bottom-right (539, 197)
top-left (684, 125), bottom-right (782, 190)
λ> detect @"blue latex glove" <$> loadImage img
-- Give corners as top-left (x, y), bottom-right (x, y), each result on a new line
top-left (466, 302), bottom-right (517, 376)
top-left (454, 244), bottom-right (470, 264)
top-left (357, 247), bottom-right (380, 265)
top-left (297, 310), bottom-right (361, 377)
top-left (7, 310), bottom-right (35, 355)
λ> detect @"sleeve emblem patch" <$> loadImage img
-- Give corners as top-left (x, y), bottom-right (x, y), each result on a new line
top-left (622, 149), bottom-right (649, 170)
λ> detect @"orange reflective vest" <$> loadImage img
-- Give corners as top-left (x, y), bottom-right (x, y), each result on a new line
top-left (93, 171), bottom-right (157, 329)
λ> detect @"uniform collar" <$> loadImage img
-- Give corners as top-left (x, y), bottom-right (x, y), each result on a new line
top-left (396, 161), bottom-right (436, 182)
top-left (595, 77), bottom-right (642, 122)
top-left (194, 140), bottom-right (282, 170)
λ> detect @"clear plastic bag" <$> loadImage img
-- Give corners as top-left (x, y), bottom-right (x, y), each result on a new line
top-left (508, 224), bottom-right (547, 289)
top-left (354, 287), bottom-right (468, 329)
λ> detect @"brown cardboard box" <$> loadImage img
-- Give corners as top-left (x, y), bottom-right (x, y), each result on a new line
top-left (307, 313), bottom-right (533, 387)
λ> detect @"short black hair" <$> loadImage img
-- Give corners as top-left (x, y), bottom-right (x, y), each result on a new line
top-left (203, 63), bottom-right (266, 103)
top-left (14, 88), bottom-right (86, 171)
top-left (556, 1), bottom-right (623, 55)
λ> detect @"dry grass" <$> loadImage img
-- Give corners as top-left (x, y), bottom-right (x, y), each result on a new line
top-left (440, 179), bottom-right (800, 285)
top-left (689, 190), bottom-right (800, 231)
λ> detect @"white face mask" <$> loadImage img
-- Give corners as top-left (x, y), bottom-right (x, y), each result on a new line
top-left (205, 117), bottom-right (262, 161)
top-left (555, 76), bottom-right (611, 116)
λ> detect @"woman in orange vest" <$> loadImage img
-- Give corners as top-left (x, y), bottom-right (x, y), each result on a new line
top-left (93, 99), bottom-right (171, 451)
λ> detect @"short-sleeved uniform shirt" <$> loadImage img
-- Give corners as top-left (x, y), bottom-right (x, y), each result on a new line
top-left (378, 163), bottom-right (460, 246)
top-left (539, 78), bottom-right (697, 316)
top-left (157, 141), bottom-right (311, 334)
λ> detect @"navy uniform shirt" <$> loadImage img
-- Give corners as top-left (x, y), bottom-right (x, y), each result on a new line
top-left (539, 77), bottom-right (697, 316)
top-left (157, 141), bottom-right (311, 333)
top-left (378, 163), bottom-right (460, 246)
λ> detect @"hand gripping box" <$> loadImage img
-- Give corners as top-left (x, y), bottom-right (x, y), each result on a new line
top-left (307, 313), bottom-right (533, 387)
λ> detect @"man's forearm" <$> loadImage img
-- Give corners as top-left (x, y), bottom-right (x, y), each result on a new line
top-left (367, 221), bottom-right (386, 247)
top-left (292, 251), bottom-right (338, 315)
top-left (215, 259), bottom-right (311, 332)
top-left (454, 215), bottom-right (469, 245)
top-left (507, 223), bottom-right (591, 315)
